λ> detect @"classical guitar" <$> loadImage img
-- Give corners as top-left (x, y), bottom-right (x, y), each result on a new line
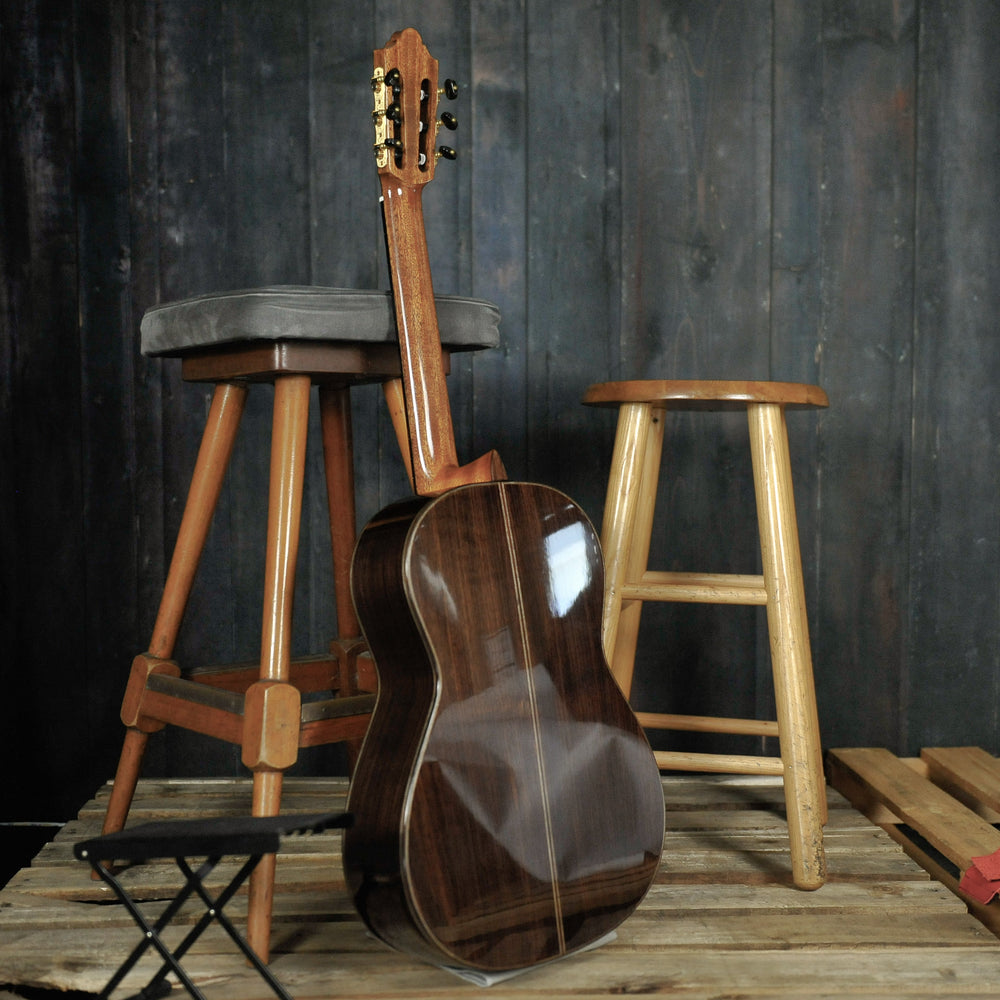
top-left (343, 28), bottom-right (664, 974)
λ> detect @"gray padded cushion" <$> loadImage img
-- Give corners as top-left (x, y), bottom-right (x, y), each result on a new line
top-left (141, 286), bottom-right (501, 357)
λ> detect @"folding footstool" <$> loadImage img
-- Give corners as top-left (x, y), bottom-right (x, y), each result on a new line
top-left (75, 811), bottom-right (351, 1000)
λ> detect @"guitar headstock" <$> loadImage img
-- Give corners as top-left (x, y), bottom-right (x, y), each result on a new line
top-left (372, 28), bottom-right (458, 185)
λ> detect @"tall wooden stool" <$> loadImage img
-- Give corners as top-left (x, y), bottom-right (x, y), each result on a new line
top-left (583, 379), bottom-right (828, 890)
top-left (103, 287), bottom-right (500, 961)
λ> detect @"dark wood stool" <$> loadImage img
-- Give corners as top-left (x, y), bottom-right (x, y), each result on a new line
top-left (584, 379), bottom-right (829, 891)
top-left (103, 287), bottom-right (499, 961)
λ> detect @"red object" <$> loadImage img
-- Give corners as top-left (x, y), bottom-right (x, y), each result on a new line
top-left (959, 851), bottom-right (1000, 903)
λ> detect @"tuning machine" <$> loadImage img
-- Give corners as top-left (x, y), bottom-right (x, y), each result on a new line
top-left (371, 66), bottom-right (404, 166)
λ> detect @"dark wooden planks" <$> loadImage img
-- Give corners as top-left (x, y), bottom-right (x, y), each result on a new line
top-left (812, 2), bottom-right (918, 749)
top-left (525, 0), bottom-right (622, 517)
top-left (908, 5), bottom-right (1000, 752)
top-left (468, 1), bottom-right (530, 480)
top-left (769, 0), bottom-right (826, 733)
top-left (617, 2), bottom-right (776, 755)
top-left (5, 0), bottom-right (1000, 828)
top-left (1, 0), bottom-right (121, 819)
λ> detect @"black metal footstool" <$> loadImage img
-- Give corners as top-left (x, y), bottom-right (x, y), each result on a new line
top-left (75, 811), bottom-right (351, 1000)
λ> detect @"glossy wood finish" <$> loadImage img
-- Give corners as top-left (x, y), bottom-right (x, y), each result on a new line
top-left (345, 482), bottom-right (664, 972)
top-left (588, 383), bottom-right (828, 890)
top-left (583, 380), bottom-right (830, 411)
top-left (373, 29), bottom-right (505, 496)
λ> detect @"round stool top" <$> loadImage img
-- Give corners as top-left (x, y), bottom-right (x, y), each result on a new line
top-left (583, 379), bottom-right (828, 410)
top-left (141, 286), bottom-right (501, 358)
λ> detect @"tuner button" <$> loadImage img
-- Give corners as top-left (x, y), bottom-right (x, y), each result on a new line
top-left (439, 111), bottom-right (458, 131)
top-left (442, 78), bottom-right (459, 100)
top-left (387, 102), bottom-right (401, 123)
top-left (385, 68), bottom-right (401, 91)
top-left (437, 145), bottom-right (457, 161)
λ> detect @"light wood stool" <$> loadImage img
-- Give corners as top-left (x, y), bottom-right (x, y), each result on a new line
top-left (583, 379), bottom-right (829, 890)
top-left (102, 288), bottom-right (499, 961)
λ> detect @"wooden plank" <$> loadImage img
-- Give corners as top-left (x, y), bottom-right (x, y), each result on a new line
top-left (908, 4), bottom-right (1000, 752)
top-left (812, 2), bottom-right (918, 751)
top-left (616, 0), bottom-right (777, 755)
top-left (149, 0), bottom-right (243, 780)
top-left (921, 747), bottom-right (1000, 819)
top-left (525, 0), bottom-right (621, 518)
top-left (827, 747), bottom-right (1000, 870)
top-left (769, 0), bottom-right (825, 725)
top-left (468, 0), bottom-right (529, 480)
top-left (12, 945), bottom-right (1000, 1000)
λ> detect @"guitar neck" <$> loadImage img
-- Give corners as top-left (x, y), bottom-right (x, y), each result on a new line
top-left (381, 179), bottom-right (505, 496)
top-left (373, 26), bottom-right (504, 497)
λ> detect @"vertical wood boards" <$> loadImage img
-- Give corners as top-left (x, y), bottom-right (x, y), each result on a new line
top-left (618, 1), bottom-right (774, 755)
top-left (4, 0), bottom-right (1000, 824)
top-left (814, 1), bottom-right (917, 748)
top-left (469, 0), bottom-right (529, 481)
top-left (1, 0), bottom-right (92, 820)
top-left (909, 6), bottom-right (1000, 749)
top-left (525, 0), bottom-right (621, 522)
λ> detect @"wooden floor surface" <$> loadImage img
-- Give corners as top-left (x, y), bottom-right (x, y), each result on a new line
top-left (2, 764), bottom-right (1000, 999)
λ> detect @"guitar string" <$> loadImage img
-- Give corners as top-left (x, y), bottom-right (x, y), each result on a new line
top-left (497, 483), bottom-right (567, 956)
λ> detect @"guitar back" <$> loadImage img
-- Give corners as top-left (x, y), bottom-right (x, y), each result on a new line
top-left (345, 482), bottom-right (664, 972)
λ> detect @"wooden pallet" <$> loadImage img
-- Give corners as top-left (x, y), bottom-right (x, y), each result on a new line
top-left (2, 770), bottom-right (1000, 998)
top-left (827, 745), bottom-right (1000, 936)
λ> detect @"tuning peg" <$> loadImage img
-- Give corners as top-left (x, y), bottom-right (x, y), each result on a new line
top-left (385, 68), bottom-right (402, 91)
top-left (439, 111), bottom-right (458, 131)
top-left (440, 78), bottom-right (459, 100)
top-left (437, 145), bottom-right (457, 161)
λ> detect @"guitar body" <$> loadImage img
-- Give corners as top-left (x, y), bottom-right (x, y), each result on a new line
top-left (344, 481), bottom-right (664, 972)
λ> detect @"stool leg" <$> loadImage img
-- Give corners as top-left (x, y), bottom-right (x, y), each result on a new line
top-left (600, 402), bottom-right (659, 696)
top-left (748, 402), bottom-right (826, 890)
top-left (319, 385), bottom-right (360, 641)
top-left (383, 377), bottom-right (415, 489)
top-left (247, 770), bottom-right (284, 964)
top-left (102, 382), bottom-right (248, 838)
top-left (319, 385), bottom-right (368, 768)
top-left (609, 405), bottom-right (665, 699)
top-left (246, 374), bottom-right (312, 962)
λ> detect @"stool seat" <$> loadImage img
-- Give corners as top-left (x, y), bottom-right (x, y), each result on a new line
top-left (584, 377), bottom-right (828, 891)
top-left (582, 379), bottom-right (828, 410)
top-left (141, 286), bottom-right (500, 357)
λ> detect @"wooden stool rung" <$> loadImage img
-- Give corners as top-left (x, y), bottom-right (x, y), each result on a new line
top-left (622, 571), bottom-right (767, 605)
top-left (636, 711), bottom-right (779, 738)
top-left (652, 750), bottom-right (785, 776)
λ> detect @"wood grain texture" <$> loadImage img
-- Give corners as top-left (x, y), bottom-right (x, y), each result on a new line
top-left (6, 774), bottom-right (1000, 998)
top-left (345, 483), bottom-right (663, 971)
top-left (5, 0), bottom-right (1000, 825)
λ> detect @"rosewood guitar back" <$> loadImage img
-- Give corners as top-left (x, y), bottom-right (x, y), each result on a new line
top-left (344, 482), bottom-right (664, 972)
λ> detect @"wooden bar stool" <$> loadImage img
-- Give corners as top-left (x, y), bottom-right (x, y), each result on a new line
top-left (583, 379), bottom-right (829, 891)
top-left (102, 287), bottom-right (500, 961)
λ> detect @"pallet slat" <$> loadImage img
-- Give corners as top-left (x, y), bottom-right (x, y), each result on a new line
top-left (827, 747), bottom-right (1000, 869)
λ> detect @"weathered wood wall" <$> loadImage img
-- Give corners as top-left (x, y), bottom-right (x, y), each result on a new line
top-left (2, 0), bottom-right (999, 822)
